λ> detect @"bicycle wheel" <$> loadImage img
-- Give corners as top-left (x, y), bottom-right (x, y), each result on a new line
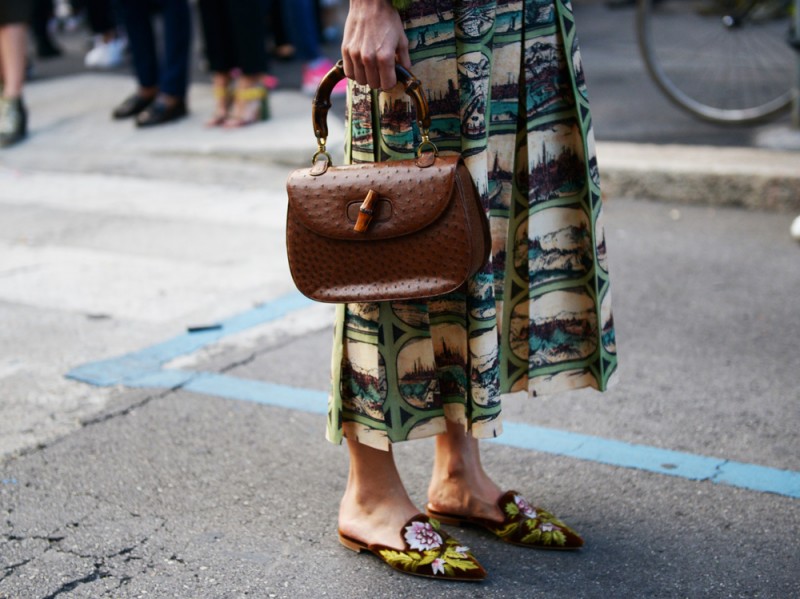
top-left (637, 0), bottom-right (794, 125)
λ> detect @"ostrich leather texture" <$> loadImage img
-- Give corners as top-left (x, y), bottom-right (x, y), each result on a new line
top-left (286, 154), bottom-right (490, 303)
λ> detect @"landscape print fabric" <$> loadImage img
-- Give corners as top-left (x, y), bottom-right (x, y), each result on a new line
top-left (328, 0), bottom-right (617, 451)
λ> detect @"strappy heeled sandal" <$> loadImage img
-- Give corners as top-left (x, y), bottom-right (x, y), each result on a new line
top-left (206, 83), bottom-right (232, 127)
top-left (223, 85), bottom-right (269, 128)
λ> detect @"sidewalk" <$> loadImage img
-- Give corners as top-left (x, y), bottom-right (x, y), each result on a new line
top-left (11, 72), bottom-right (800, 212)
top-left (1, 74), bottom-right (799, 598)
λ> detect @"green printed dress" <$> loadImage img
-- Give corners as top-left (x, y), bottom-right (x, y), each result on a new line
top-left (327, 0), bottom-right (618, 451)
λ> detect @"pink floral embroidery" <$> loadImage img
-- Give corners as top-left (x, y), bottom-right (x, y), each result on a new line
top-left (540, 522), bottom-right (560, 532)
top-left (514, 495), bottom-right (538, 519)
top-left (431, 558), bottom-right (445, 575)
top-left (404, 521), bottom-right (443, 551)
top-left (454, 546), bottom-right (470, 556)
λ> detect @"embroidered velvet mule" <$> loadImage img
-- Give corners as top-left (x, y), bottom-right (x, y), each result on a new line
top-left (426, 490), bottom-right (584, 550)
top-left (338, 514), bottom-right (487, 581)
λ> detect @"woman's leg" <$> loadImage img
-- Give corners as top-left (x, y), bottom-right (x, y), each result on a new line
top-left (228, 0), bottom-right (269, 77)
top-left (197, 0), bottom-right (234, 123)
top-left (427, 419), bottom-right (504, 522)
top-left (221, 0), bottom-right (270, 126)
top-left (197, 0), bottom-right (234, 75)
top-left (0, 23), bottom-right (29, 147)
top-left (338, 439), bottom-right (419, 550)
top-left (0, 24), bottom-right (27, 98)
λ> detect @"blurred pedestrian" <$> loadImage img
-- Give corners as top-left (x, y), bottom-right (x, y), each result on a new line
top-left (282, 0), bottom-right (344, 95)
top-left (318, 0), bottom-right (344, 43)
top-left (0, 1), bottom-right (32, 148)
top-left (112, 0), bottom-right (191, 127)
top-left (31, 0), bottom-right (62, 58)
top-left (270, 0), bottom-right (294, 61)
top-left (197, 0), bottom-right (270, 127)
top-left (83, 0), bottom-right (127, 69)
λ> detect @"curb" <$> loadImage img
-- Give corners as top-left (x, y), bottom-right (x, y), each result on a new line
top-left (12, 74), bottom-right (800, 213)
top-left (597, 142), bottom-right (800, 213)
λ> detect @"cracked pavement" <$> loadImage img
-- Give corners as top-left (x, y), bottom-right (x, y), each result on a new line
top-left (3, 196), bottom-right (800, 597)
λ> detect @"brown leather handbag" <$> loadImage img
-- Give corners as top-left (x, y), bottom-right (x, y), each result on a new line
top-left (285, 60), bottom-right (490, 303)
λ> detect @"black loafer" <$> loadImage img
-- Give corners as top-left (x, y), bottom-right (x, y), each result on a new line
top-left (112, 93), bottom-right (155, 119)
top-left (135, 99), bottom-right (187, 128)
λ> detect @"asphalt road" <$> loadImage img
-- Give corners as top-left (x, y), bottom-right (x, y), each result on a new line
top-left (2, 185), bottom-right (798, 596)
top-left (1, 3), bottom-right (799, 598)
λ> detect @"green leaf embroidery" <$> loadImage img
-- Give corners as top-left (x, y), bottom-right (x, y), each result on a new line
top-left (493, 522), bottom-right (519, 538)
top-left (504, 503), bottom-right (520, 518)
top-left (521, 529), bottom-right (543, 544)
top-left (443, 545), bottom-right (467, 558)
top-left (378, 550), bottom-right (418, 570)
top-left (445, 557), bottom-right (481, 571)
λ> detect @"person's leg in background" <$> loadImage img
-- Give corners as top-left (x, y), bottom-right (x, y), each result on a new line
top-left (197, 0), bottom-right (236, 125)
top-left (31, 0), bottom-right (61, 58)
top-left (270, 0), bottom-right (293, 60)
top-left (116, 0), bottom-right (191, 127)
top-left (153, 0), bottom-right (190, 103)
top-left (281, 0), bottom-right (343, 95)
top-left (0, 17), bottom-right (31, 148)
top-left (223, 0), bottom-right (270, 127)
top-left (84, 0), bottom-right (127, 68)
top-left (112, 0), bottom-right (159, 119)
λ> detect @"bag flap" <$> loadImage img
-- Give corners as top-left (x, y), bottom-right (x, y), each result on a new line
top-left (286, 155), bottom-right (460, 241)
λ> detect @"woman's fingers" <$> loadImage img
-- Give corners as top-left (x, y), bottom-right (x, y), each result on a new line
top-left (396, 35), bottom-right (412, 72)
top-left (341, 53), bottom-right (356, 83)
top-left (345, 52), bottom-right (369, 87)
top-left (375, 50), bottom-right (398, 90)
top-left (341, 0), bottom-right (409, 90)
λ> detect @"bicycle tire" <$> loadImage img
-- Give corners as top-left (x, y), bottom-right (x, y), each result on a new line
top-left (637, 0), bottom-right (793, 125)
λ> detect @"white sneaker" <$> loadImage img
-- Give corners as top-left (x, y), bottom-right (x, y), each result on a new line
top-left (84, 36), bottom-right (127, 69)
top-left (791, 215), bottom-right (800, 241)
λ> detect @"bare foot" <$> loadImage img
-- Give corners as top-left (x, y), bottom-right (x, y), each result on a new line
top-left (338, 488), bottom-right (419, 550)
top-left (338, 439), bottom-right (420, 549)
top-left (427, 420), bottom-right (505, 522)
top-left (427, 469), bottom-right (504, 523)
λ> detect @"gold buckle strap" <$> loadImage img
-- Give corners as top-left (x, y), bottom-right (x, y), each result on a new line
top-left (234, 86), bottom-right (266, 101)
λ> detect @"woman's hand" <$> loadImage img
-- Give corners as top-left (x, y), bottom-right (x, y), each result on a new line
top-left (342, 0), bottom-right (412, 90)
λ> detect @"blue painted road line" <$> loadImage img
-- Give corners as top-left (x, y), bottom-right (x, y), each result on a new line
top-left (492, 422), bottom-right (800, 498)
top-left (67, 293), bottom-right (314, 387)
top-left (184, 373), bottom-right (329, 416)
top-left (67, 292), bottom-right (800, 500)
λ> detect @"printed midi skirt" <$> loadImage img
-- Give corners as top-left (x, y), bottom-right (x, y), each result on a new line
top-left (327, 0), bottom-right (618, 451)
